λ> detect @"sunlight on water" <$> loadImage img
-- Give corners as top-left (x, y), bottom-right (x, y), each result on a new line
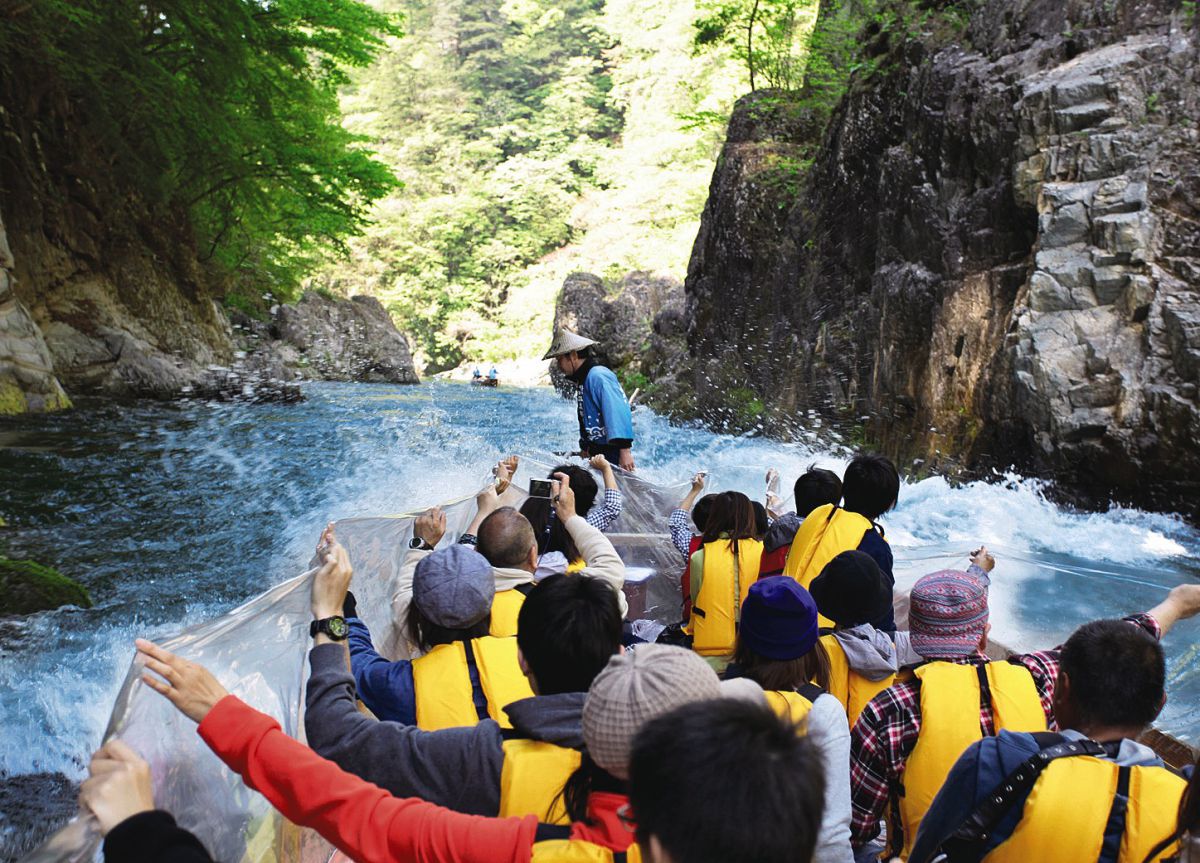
top-left (1, 381), bottom-right (1197, 788)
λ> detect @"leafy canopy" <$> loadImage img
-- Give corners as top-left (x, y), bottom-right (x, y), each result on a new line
top-left (0, 0), bottom-right (402, 294)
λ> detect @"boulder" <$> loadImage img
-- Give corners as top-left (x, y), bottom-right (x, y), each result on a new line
top-left (0, 557), bottom-right (92, 616)
top-left (549, 271), bottom-right (683, 396)
top-left (238, 291), bottom-right (419, 385)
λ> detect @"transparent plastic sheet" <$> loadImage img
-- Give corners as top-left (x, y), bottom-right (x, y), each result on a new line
top-left (27, 451), bottom-right (1187, 863)
top-left (21, 455), bottom-right (690, 863)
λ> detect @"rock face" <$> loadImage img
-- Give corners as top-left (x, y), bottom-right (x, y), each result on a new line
top-left (671, 0), bottom-right (1200, 518)
top-left (0, 207), bottom-right (71, 414)
top-left (232, 291), bottom-right (419, 385)
top-left (549, 271), bottom-right (684, 395)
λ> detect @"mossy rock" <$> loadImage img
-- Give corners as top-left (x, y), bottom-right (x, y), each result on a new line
top-left (0, 557), bottom-right (93, 615)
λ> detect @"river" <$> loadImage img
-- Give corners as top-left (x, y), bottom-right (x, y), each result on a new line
top-left (1, 381), bottom-right (1198, 856)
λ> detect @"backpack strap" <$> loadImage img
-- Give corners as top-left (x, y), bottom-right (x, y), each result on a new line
top-left (939, 734), bottom-right (1108, 859)
top-left (796, 682), bottom-right (825, 702)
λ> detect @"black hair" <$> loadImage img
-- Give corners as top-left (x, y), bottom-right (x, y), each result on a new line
top-left (629, 698), bottom-right (825, 863)
top-left (691, 493), bottom-right (717, 532)
top-left (519, 465), bottom-right (599, 563)
top-left (516, 573), bottom-right (622, 694)
top-left (841, 454), bottom-right (900, 521)
top-left (556, 753), bottom-right (627, 825)
top-left (751, 501), bottom-right (769, 538)
top-left (1060, 619), bottom-right (1165, 729)
top-left (406, 603), bottom-right (491, 653)
top-left (732, 637), bottom-right (831, 692)
top-left (794, 465), bottom-right (843, 518)
top-left (477, 507), bottom-right (536, 569)
top-left (701, 491), bottom-right (757, 550)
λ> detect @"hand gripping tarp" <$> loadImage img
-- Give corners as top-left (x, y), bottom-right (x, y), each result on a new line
top-left (21, 456), bottom-right (693, 863)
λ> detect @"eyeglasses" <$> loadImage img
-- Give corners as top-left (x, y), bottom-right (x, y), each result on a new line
top-left (616, 803), bottom-right (637, 833)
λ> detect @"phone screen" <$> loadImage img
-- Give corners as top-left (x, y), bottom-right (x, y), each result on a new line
top-left (528, 479), bottom-right (553, 499)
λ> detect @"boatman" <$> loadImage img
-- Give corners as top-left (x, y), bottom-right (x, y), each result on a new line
top-left (543, 328), bottom-right (636, 471)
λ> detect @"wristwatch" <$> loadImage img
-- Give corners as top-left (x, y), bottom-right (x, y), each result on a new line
top-left (310, 616), bottom-right (349, 641)
top-left (408, 536), bottom-right (434, 551)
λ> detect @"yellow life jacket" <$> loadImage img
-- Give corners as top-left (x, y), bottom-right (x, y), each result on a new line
top-left (490, 585), bottom-right (531, 638)
top-left (568, 557), bottom-right (586, 573)
top-left (763, 682), bottom-right (823, 728)
top-left (499, 738), bottom-right (582, 824)
top-left (898, 661), bottom-right (1046, 859)
top-left (820, 633), bottom-right (898, 729)
top-left (982, 750), bottom-right (1185, 863)
top-left (783, 505), bottom-right (878, 628)
top-left (689, 538), bottom-right (764, 656)
top-left (530, 839), bottom-right (642, 863)
top-left (411, 636), bottom-right (534, 731)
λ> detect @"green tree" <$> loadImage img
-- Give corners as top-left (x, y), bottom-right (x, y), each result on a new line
top-left (694, 0), bottom-right (819, 90)
top-left (0, 0), bottom-right (402, 294)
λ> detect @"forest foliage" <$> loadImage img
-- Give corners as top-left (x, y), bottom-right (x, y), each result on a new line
top-left (322, 0), bottom-right (744, 370)
top-left (0, 0), bottom-right (401, 292)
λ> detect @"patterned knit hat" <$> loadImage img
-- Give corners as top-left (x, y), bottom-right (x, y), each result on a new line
top-left (583, 645), bottom-right (737, 780)
top-left (909, 570), bottom-right (989, 658)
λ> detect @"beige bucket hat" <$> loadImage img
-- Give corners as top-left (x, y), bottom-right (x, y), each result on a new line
top-left (542, 328), bottom-right (597, 360)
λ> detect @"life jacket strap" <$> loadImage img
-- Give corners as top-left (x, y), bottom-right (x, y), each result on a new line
top-left (796, 682), bottom-right (825, 702)
top-left (1097, 765), bottom-right (1132, 863)
top-left (464, 642), bottom-right (490, 723)
top-left (939, 735), bottom-right (1107, 859)
top-left (515, 582), bottom-right (536, 597)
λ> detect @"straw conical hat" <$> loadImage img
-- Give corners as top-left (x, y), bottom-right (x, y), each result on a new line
top-left (543, 328), bottom-right (597, 360)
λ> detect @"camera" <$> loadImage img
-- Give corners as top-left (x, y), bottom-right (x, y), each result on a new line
top-left (528, 479), bottom-right (553, 499)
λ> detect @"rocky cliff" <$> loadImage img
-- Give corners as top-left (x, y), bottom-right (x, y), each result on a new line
top-left (664, 0), bottom-right (1200, 518)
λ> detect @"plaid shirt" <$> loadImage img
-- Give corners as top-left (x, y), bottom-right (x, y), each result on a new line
top-left (848, 612), bottom-right (1162, 851)
top-left (587, 487), bottom-right (623, 532)
top-left (668, 508), bottom-right (695, 557)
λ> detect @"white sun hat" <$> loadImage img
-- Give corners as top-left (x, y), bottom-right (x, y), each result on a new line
top-left (542, 328), bottom-right (598, 360)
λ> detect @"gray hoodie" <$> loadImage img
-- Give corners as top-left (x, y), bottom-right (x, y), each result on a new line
top-left (831, 625), bottom-right (923, 681)
top-left (304, 642), bottom-right (585, 816)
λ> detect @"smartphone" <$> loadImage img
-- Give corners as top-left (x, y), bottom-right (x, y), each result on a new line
top-left (528, 479), bottom-right (553, 499)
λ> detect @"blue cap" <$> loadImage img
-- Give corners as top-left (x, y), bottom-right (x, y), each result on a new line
top-left (412, 544), bottom-right (495, 629)
top-left (738, 576), bottom-right (820, 660)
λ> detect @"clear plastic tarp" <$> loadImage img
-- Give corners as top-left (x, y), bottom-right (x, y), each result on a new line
top-left (21, 453), bottom-right (1195, 862)
top-left (21, 455), bottom-right (698, 863)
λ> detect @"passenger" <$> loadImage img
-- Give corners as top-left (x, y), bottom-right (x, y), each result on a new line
top-left (666, 472), bottom-right (712, 623)
top-left (347, 542), bottom-right (532, 729)
top-left (849, 573), bottom-right (1200, 861)
top-left (725, 576), bottom-right (854, 863)
top-left (303, 528), bottom-right (624, 821)
top-left (474, 472), bottom-right (629, 629)
top-left (784, 454), bottom-right (900, 631)
top-left (909, 618), bottom-right (1190, 863)
top-left (761, 465), bottom-right (843, 576)
top-left (520, 457), bottom-right (624, 580)
top-left (808, 550), bottom-right (984, 727)
top-left (138, 642), bottom-right (824, 863)
top-left (688, 490), bottom-right (763, 670)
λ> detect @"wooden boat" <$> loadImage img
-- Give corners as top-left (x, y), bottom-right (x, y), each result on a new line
top-left (472, 377), bottom-right (499, 387)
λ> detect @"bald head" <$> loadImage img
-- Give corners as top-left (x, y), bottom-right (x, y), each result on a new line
top-left (477, 507), bottom-right (538, 571)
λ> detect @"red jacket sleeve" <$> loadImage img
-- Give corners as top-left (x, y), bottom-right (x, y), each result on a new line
top-left (197, 696), bottom-right (537, 863)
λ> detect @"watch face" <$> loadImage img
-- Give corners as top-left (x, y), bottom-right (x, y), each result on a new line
top-left (327, 617), bottom-right (349, 639)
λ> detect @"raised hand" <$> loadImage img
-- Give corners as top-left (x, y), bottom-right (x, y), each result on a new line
top-left (970, 545), bottom-right (996, 573)
top-left (136, 639), bottom-right (229, 724)
top-left (552, 471), bottom-right (577, 521)
top-left (311, 524), bottom-right (353, 619)
top-left (414, 506), bottom-right (447, 548)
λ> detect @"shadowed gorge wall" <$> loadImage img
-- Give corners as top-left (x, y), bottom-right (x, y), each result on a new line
top-left (658, 0), bottom-right (1200, 518)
